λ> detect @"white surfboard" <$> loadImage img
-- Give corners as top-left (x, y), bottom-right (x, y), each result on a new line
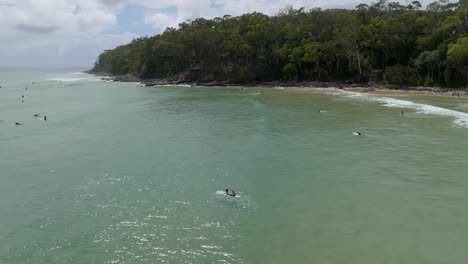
top-left (215, 191), bottom-right (241, 198)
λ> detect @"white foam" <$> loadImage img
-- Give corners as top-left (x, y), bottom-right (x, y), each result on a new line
top-left (48, 77), bottom-right (88, 82)
top-left (338, 90), bottom-right (468, 128)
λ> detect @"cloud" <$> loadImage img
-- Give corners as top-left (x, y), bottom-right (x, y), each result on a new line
top-left (0, 0), bottom-right (122, 67)
top-left (98, 0), bottom-right (128, 5)
top-left (0, 0), bottom-right (117, 34)
top-left (97, 0), bottom-right (179, 10)
top-left (144, 12), bottom-right (176, 30)
top-left (15, 24), bottom-right (58, 34)
top-left (0, 30), bottom-right (138, 68)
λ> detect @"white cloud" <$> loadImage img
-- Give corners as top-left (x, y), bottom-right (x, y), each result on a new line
top-left (0, 29), bottom-right (137, 67)
top-left (0, 0), bottom-right (125, 67)
top-left (144, 12), bottom-right (176, 30)
top-left (0, 0), bottom-right (116, 34)
top-left (95, 0), bottom-right (177, 9)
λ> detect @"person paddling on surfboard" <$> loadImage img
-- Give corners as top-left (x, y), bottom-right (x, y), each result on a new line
top-left (225, 189), bottom-right (236, 197)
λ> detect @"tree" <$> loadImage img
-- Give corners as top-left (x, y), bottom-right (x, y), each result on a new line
top-left (447, 36), bottom-right (468, 87)
top-left (333, 20), bottom-right (365, 75)
top-left (89, 2), bottom-right (468, 88)
top-left (415, 50), bottom-right (440, 85)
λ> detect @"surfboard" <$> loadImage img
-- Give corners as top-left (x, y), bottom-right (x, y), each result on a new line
top-left (215, 191), bottom-right (241, 198)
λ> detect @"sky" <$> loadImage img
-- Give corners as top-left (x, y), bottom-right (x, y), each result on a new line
top-left (0, 0), bottom-right (441, 68)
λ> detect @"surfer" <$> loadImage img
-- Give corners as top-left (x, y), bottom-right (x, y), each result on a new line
top-left (353, 132), bottom-right (362, 136)
top-left (43, 115), bottom-right (47, 121)
top-left (225, 189), bottom-right (237, 197)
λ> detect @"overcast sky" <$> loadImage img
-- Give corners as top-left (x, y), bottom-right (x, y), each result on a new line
top-left (0, 0), bottom-right (440, 68)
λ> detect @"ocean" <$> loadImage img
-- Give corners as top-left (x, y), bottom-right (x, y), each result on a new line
top-left (1, 69), bottom-right (468, 264)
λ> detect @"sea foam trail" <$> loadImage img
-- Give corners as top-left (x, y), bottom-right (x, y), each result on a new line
top-left (47, 72), bottom-right (98, 82)
top-left (47, 77), bottom-right (89, 82)
top-left (335, 90), bottom-right (468, 128)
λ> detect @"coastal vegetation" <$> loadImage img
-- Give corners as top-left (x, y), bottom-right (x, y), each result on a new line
top-left (91, 0), bottom-right (468, 88)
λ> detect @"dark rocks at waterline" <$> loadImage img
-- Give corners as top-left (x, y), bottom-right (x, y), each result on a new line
top-left (141, 78), bottom-right (348, 88)
top-left (91, 72), bottom-right (468, 94)
top-left (111, 74), bottom-right (140, 83)
top-left (451, 91), bottom-right (467, 97)
top-left (93, 71), bottom-right (351, 88)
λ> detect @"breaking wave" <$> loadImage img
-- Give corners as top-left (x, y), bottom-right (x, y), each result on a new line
top-left (338, 90), bottom-right (468, 128)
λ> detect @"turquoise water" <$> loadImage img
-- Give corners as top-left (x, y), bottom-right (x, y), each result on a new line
top-left (1, 70), bottom-right (468, 264)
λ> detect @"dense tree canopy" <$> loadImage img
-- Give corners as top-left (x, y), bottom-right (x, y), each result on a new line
top-left (91, 0), bottom-right (468, 88)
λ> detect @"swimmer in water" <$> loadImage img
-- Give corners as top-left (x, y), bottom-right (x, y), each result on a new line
top-left (225, 189), bottom-right (237, 197)
top-left (15, 122), bottom-right (23, 126)
top-left (34, 113), bottom-right (40, 117)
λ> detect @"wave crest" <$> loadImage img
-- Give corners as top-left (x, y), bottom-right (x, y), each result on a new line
top-left (340, 91), bottom-right (468, 128)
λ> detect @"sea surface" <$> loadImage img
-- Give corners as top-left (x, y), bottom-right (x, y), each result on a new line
top-left (1, 69), bottom-right (468, 264)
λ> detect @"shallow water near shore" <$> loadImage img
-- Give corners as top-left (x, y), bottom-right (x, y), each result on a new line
top-left (2, 69), bottom-right (468, 264)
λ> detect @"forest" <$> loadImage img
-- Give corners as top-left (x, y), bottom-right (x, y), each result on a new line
top-left (91, 0), bottom-right (468, 88)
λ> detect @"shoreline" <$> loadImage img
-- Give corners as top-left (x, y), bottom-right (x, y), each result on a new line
top-left (91, 72), bottom-right (468, 98)
top-left (341, 87), bottom-right (468, 98)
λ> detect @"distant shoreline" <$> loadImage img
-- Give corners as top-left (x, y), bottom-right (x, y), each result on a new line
top-left (90, 72), bottom-right (468, 98)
